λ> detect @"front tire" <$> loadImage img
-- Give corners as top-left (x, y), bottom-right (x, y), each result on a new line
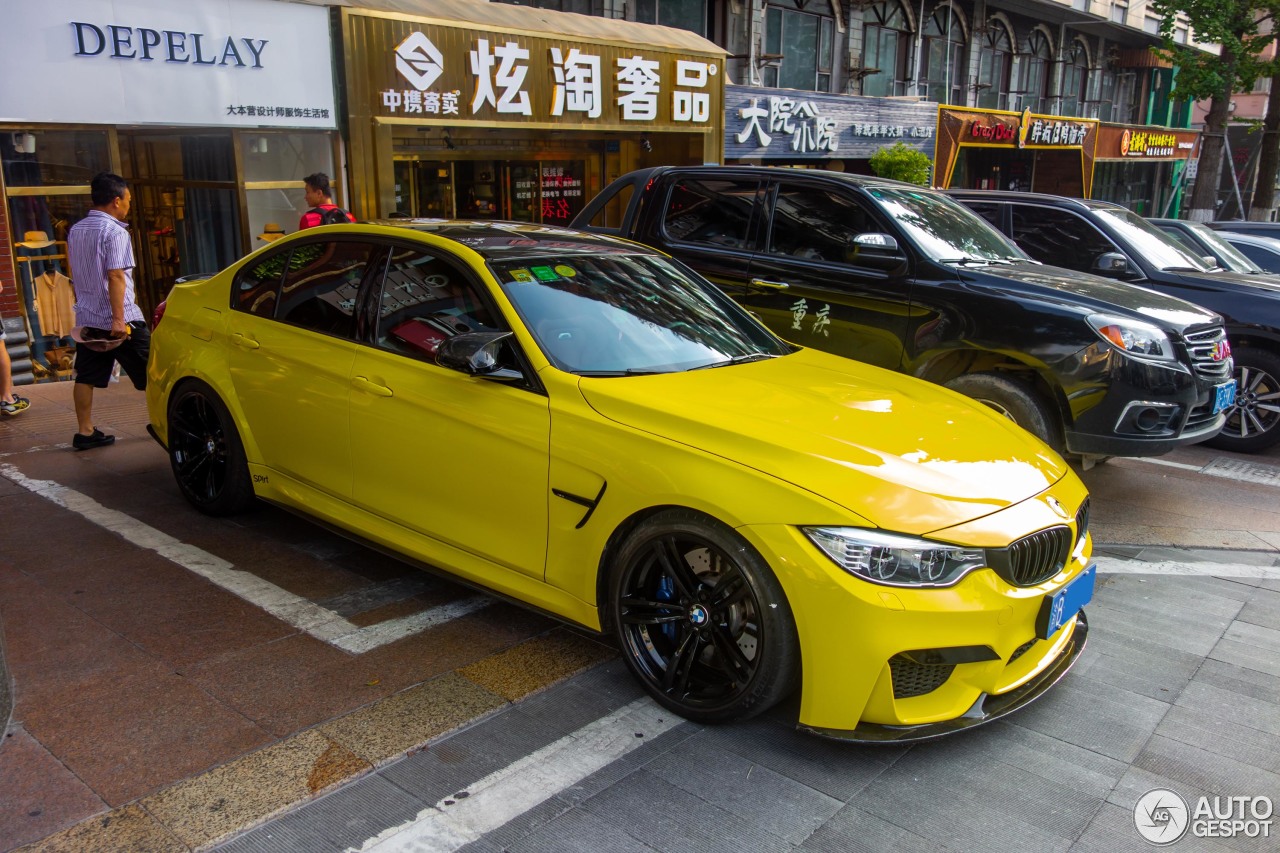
top-left (167, 382), bottom-right (255, 516)
top-left (1203, 348), bottom-right (1280, 453)
top-left (945, 372), bottom-right (1061, 450)
top-left (608, 510), bottom-right (799, 723)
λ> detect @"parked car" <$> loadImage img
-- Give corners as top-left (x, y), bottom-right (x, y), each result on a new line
top-left (1148, 218), bottom-right (1273, 276)
top-left (572, 166), bottom-right (1233, 461)
top-left (147, 220), bottom-right (1094, 742)
top-left (1206, 220), bottom-right (1280, 239)
top-left (1216, 232), bottom-right (1280, 274)
top-left (949, 190), bottom-right (1280, 453)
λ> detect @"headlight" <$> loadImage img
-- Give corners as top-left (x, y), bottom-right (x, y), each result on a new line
top-left (803, 527), bottom-right (988, 587)
top-left (1087, 313), bottom-right (1176, 362)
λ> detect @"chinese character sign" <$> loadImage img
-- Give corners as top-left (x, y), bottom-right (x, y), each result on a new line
top-left (550, 47), bottom-right (602, 118)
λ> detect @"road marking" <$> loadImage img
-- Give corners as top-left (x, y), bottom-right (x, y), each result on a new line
top-left (1096, 554), bottom-right (1280, 579)
top-left (352, 698), bottom-right (681, 853)
top-left (1131, 457), bottom-right (1201, 472)
top-left (0, 464), bottom-right (490, 652)
top-left (1132, 454), bottom-right (1280, 487)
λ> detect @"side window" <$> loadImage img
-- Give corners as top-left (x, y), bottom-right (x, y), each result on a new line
top-left (1009, 207), bottom-right (1114, 272)
top-left (1233, 241), bottom-right (1280, 269)
top-left (662, 178), bottom-right (759, 249)
top-left (766, 185), bottom-right (878, 262)
top-left (964, 202), bottom-right (1002, 230)
top-left (277, 241), bottom-right (380, 338)
top-left (232, 248), bottom-right (293, 318)
top-left (374, 246), bottom-right (502, 362)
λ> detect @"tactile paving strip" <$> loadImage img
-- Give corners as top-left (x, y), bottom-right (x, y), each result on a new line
top-left (1201, 456), bottom-right (1280, 487)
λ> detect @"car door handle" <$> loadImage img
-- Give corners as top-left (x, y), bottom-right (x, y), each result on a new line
top-left (749, 278), bottom-right (790, 291)
top-left (352, 376), bottom-right (394, 398)
top-left (231, 333), bottom-right (260, 350)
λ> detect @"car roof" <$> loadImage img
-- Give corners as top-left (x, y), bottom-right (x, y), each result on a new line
top-left (1215, 230), bottom-right (1280, 247)
top-left (361, 219), bottom-right (657, 260)
top-left (625, 164), bottom-right (929, 192)
top-left (942, 189), bottom-right (1123, 212)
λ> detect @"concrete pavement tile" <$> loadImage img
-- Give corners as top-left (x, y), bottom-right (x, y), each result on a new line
top-left (1093, 524), bottom-right (1275, 550)
top-left (506, 807), bottom-right (658, 853)
top-left (319, 672), bottom-right (507, 765)
top-left (1194, 657), bottom-right (1280, 705)
top-left (1254, 530), bottom-right (1280, 550)
top-left (22, 670), bottom-right (273, 806)
top-left (1069, 802), bottom-right (1205, 853)
top-left (1133, 735), bottom-right (1280, 812)
top-left (579, 769), bottom-right (792, 853)
top-left (645, 737), bottom-right (843, 845)
top-left (183, 633), bottom-right (388, 737)
top-left (1107, 768), bottom-right (1269, 853)
top-left (1238, 588), bottom-right (1280, 629)
top-left (12, 804), bottom-right (185, 853)
top-left (797, 805), bottom-right (944, 853)
top-left (1223, 619), bottom-right (1280, 652)
top-left (1155, 704), bottom-right (1280, 776)
top-left (457, 628), bottom-right (615, 702)
top-left (345, 589), bottom-right (461, 629)
top-left (1176, 681), bottom-right (1280, 736)
top-left (1011, 674), bottom-right (1170, 763)
top-left (140, 729), bottom-right (369, 850)
top-left (1209, 638), bottom-right (1280, 678)
top-left (234, 548), bottom-right (385, 605)
top-left (0, 726), bottom-right (107, 850)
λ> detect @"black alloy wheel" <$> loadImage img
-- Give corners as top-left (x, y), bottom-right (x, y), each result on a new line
top-left (1205, 348), bottom-right (1280, 453)
top-left (167, 383), bottom-right (255, 516)
top-left (609, 510), bottom-right (798, 722)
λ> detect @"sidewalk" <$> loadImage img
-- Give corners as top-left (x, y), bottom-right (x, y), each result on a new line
top-left (2, 380), bottom-right (1278, 852)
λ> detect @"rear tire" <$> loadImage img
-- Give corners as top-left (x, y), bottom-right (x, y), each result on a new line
top-left (167, 382), bottom-right (256, 516)
top-left (1203, 348), bottom-right (1280, 453)
top-left (944, 372), bottom-right (1061, 450)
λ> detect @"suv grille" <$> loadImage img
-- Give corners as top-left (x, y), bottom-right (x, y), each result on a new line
top-left (1184, 327), bottom-right (1232, 381)
top-left (889, 655), bottom-right (954, 698)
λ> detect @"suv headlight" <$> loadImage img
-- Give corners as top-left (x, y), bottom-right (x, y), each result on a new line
top-left (1087, 313), bottom-right (1176, 362)
top-left (803, 527), bottom-right (988, 587)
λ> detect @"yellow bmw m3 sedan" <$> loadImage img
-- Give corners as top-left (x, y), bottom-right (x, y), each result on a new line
top-left (146, 221), bottom-right (1093, 742)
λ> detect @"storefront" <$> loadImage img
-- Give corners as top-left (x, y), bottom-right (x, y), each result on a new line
top-left (934, 107), bottom-right (1099, 197)
top-left (724, 85), bottom-right (936, 173)
top-left (335, 1), bottom-right (725, 225)
top-left (0, 0), bottom-right (340, 383)
top-left (1093, 124), bottom-right (1199, 217)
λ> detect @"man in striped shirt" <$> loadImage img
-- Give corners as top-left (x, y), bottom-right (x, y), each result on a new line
top-left (66, 172), bottom-right (150, 451)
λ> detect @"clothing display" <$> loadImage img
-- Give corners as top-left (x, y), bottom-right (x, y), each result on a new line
top-left (33, 270), bottom-right (75, 338)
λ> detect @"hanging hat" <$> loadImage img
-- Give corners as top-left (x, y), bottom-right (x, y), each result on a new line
top-left (71, 325), bottom-right (128, 352)
top-left (17, 230), bottom-right (53, 249)
top-left (258, 223), bottom-right (286, 241)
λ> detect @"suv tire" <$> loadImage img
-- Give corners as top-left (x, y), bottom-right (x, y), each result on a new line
top-left (945, 373), bottom-right (1061, 450)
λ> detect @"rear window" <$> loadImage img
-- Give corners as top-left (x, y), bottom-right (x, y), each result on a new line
top-left (662, 178), bottom-right (760, 250)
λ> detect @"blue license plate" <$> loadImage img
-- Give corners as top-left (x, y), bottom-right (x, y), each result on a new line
top-left (1212, 380), bottom-right (1236, 415)
top-left (1036, 564), bottom-right (1096, 640)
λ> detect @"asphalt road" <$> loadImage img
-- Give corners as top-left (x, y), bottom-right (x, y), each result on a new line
top-left (1, 380), bottom-right (1278, 852)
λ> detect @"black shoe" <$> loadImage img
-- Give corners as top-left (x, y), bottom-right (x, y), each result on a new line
top-left (72, 429), bottom-right (115, 450)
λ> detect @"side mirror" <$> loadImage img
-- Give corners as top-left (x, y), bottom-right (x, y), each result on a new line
top-left (436, 331), bottom-right (524, 382)
top-left (1093, 252), bottom-right (1132, 276)
top-left (850, 233), bottom-right (908, 274)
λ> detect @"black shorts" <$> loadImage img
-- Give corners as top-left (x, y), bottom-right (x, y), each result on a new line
top-left (74, 322), bottom-right (151, 389)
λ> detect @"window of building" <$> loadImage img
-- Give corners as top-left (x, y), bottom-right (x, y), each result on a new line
top-left (862, 1), bottom-right (912, 98)
top-left (1017, 29), bottom-right (1053, 113)
top-left (975, 20), bottom-right (1013, 109)
top-left (1060, 39), bottom-right (1091, 117)
top-left (922, 6), bottom-right (966, 105)
top-left (635, 0), bottom-right (709, 37)
top-left (763, 1), bottom-right (835, 92)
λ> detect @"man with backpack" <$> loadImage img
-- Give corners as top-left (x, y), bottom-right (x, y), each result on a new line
top-left (299, 172), bottom-right (356, 230)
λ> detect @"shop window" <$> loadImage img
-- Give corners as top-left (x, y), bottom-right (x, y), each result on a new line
top-left (1009, 207), bottom-right (1113, 272)
top-left (763, 1), bottom-right (835, 93)
top-left (922, 6), bottom-right (967, 106)
top-left (374, 247), bottom-right (499, 362)
top-left (662, 178), bottom-right (760, 250)
top-left (975, 21), bottom-right (1013, 110)
top-left (862, 2), bottom-right (912, 98)
top-left (767, 186), bottom-right (876, 263)
top-left (277, 240), bottom-right (382, 338)
top-left (635, 0), bottom-right (708, 37)
top-left (242, 131), bottom-right (334, 245)
top-left (2, 130), bottom-right (108, 188)
top-left (1016, 29), bottom-right (1053, 114)
top-left (1060, 39), bottom-right (1091, 118)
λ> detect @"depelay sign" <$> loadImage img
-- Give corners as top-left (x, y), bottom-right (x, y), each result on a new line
top-left (0, 0), bottom-right (335, 128)
top-left (351, 18), bottom-right (722, 131)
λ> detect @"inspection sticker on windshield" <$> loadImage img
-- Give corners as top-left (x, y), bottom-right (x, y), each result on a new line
top-left (1036, 564), bottom-right (1095, 640)
top-left (1212, 380), bottom-right (1236, 415)
top-left (531, 265), bottom-right (560, 281)
top-left (509, 269), bottom-right (534, 283)
top-left (554, 265), bottom-right (577, 277)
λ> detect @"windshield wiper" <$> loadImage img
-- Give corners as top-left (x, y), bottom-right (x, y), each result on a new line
top-left (576, 368), bottom-right (665, 377)
top-left (689, 353), bottom-right (780, 371)
top-left (1161, 266), bottom-right (1208, 273)
top-left (938, 257), bottom-right (1016, 266)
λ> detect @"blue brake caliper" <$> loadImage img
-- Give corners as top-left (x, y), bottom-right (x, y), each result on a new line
top-left (656, 575), bottom-right (676, 643)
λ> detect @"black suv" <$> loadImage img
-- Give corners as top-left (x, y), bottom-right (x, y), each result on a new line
top-left (573, 166), bottom-right (1233, 459)
top-left (949, 190), bottom-right (1280, 453)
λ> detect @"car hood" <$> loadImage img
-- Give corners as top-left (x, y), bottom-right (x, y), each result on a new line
top-left (962, 263), bottom-right (1221, 332)
top-left (577, 348), bottom-right (1068, 535)
top-left (1161, 266), bottom-right (1280, 298)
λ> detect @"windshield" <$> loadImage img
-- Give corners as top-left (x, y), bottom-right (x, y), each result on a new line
top-left (1181, 221), bottom-right (1263, 273)
top-left (867, 187), bottom-right (1028, 263)
top-left (490, 253), bottom-right (790, 375)
top-left (1092, 207), bottom-right (1215, 272)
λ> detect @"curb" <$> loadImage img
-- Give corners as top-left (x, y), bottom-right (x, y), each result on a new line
top-left (0, 608), bottom-right (12, 746)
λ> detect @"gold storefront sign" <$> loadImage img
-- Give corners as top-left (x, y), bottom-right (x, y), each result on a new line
top-left (347, 14), bottom-right (724, 132)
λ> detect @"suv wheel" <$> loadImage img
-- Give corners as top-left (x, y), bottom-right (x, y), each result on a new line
top-left (945, 373), bottom-right (1061, 451)
top-left (1203, 348), bottom-right (1280, 453)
